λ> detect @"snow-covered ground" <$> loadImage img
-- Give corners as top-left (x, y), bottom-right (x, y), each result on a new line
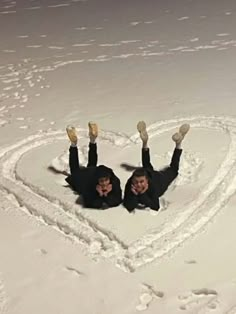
top-left (1, 0), bottom-right (236, 313)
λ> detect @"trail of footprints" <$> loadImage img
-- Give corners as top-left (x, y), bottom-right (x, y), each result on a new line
top-left (1, 3), bottom-right (236, 61)
top-left (136, 284), bottom-right (164, 311)
top-left (1, 33), bottom-right (236, 131)
top-left (178, 289), bottom-right (218, 312)
top-left (6, 34), bottom-right (236, 59)
top-left (136, 285), bottom-right (236, 313)
top-left (1, 25), bottom-right (236, 129)
top-left (0, 5), bottom-right (236, 130)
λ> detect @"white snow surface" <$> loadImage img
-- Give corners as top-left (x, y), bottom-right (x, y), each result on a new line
top-left (1, 0), bottom-right (236, 313)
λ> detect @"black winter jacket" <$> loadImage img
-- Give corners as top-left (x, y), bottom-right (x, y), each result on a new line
top-left (66, 165), bottom-right (122, 209)
top-left (123, 167), bottom-right (178, 212)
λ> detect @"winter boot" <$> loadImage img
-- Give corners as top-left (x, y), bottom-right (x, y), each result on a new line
top-left (88, 121), bottom-right (98, 143)
top-left (172, 123), bottom-right (190, 147)
top-left (172, 132), bottom-right (184, 145)
top-left (179, 123), bottom-right (190, 138)
top-left (137, 120), bottom-right (148, 144)
top-left (66, 125), bottom-right (77, 145)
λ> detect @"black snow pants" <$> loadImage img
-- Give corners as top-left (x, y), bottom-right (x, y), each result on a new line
top-left (66, 143), bottom-right (98, 194)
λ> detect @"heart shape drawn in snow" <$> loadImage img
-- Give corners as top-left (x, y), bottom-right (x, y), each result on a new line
top-left (0, 116), bottom-right (236, 272)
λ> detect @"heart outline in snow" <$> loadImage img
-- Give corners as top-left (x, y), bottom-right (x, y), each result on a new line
top-left (0, 115), bottom-right (236, 272)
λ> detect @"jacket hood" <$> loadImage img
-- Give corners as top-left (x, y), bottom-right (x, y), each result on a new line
top-left (94, 165), bottom-right (114, 180)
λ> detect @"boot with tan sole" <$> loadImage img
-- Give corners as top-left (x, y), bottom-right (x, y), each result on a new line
top-left (88, 121), bottom-right (98, 143)
top-left (172, 123), bottom-right (190, 148)
top-left (137, 120), bottom-right (149, 148)
top-left (66, 125), bottom-right (78, 145)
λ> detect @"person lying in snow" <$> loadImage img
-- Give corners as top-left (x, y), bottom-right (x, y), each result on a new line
top-left (123, 121), bottom-right (190, 212)
top-left (65, 122), bottom-right (122, 209)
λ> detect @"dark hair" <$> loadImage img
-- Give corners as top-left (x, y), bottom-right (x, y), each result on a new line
top-left (132, 168), bottom-right (148, 178)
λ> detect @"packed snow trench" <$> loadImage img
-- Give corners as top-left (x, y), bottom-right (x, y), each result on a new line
top-left (1, 0), bottom-right (236, 313)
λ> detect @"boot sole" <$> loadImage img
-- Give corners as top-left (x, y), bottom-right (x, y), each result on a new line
top-left (172, 132), bottom-right (183, 143)
top-left (179, 123), bottom-right (190, 137)
top-left (66, 125), bottom-right (77, 143)
top-left (137, 121), bottom-right (148, 141)
top-left (88, 121), bottom-right (98, 137)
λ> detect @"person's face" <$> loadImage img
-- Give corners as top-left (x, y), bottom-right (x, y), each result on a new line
top-left (98, 177), bottom-right (110, 190)
top-left (132, 176), bottom-right (148, 193)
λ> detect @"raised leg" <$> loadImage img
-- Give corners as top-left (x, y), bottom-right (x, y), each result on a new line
top-left (66, 125), bottom-right (80, 174)
top-left (69, 146), bottom-right (80, 174)
top-left (142, 148), bottom-right (154, 170)
top-left (155, 124), bottom-right (190, 197)
top-left (156, 147), bottom-right (183, 197)
top-left (87, 143), bottom-right (98, 167)
top-left (87, 121), bottom-right (98, 167)
top-left (170, 148), bottom-right (182, 173)
top-left (137, 121), bottom-right (154, 170)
